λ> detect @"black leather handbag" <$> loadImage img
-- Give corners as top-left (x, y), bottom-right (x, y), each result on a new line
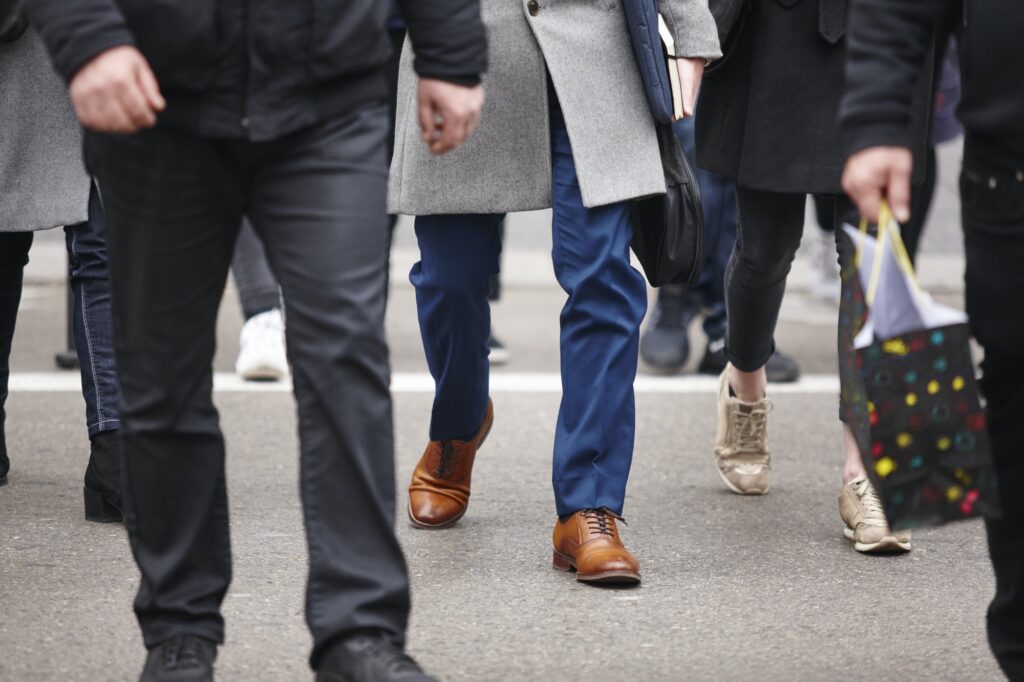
top-left (630, 122), bottom-right (705, 287)
top-left (0, 0), bottom-right (27, 43)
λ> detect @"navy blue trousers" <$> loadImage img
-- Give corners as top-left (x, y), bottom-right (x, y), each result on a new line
top-left (410, 88), bottom-right (647, 516)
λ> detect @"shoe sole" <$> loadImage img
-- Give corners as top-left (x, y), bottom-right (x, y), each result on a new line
top-left (407, 410), bottom-right (494, 530)
top-left (489, 348), bottom-right (511, 366)
top-left (238, 366), bottom-right (287, 382)
top-left (552, 550), bottom-right (640, 585)
top-left (407, 498), bottom-right (468, 530)
top-left (843, 527), bottom-right (912, 554)
top-left (641, 360), bottom-right (686, 376)
top-left (715, 465), bottom-right (770, 496)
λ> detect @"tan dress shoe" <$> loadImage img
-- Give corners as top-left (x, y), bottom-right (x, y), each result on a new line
top-left (407, 400), bottom-right (494, 529)
top-left (552, 509), bottom-right (640, 585)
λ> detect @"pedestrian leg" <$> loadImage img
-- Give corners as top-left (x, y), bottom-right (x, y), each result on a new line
top-left (86, 128), bottom-right (244, 648)
top-left (245, 107), bottom-right (412, 667)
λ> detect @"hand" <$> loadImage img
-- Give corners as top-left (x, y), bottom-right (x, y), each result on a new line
top-left (69, 46), bottom-right (166, 133)
top-left (416, 78), bottom-right (485, 155)
top-left (841, 146), bottom-right (913, 223)
top-left (676, 57), bottom-right (705, 118)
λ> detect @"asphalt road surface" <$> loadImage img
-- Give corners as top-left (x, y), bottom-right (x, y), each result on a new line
top-left (2, 140), bottom-right (1003, 681)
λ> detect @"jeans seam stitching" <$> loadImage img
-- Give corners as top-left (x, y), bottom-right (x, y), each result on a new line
top-left (71, 229), bottom-right (106, 427)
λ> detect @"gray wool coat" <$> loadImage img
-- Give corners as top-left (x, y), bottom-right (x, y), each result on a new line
top-left (389, 0), bottom-right (721, 215)
top-left (0, 29), bottom-right (90, 232)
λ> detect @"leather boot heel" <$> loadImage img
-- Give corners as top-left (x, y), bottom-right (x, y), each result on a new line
top-left (552, 551), bottom-right (574, 572)
top-left (84, 486), bottom-right (123, 523)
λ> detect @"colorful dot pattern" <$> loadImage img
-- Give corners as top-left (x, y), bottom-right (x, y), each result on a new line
top-left (856, 323), bottom-right (998, 529)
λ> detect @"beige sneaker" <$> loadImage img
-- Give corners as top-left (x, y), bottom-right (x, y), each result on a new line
top-left (838, 476), bottom-right (912, 553)
top-left (714, 367), bottom-right (773, 495)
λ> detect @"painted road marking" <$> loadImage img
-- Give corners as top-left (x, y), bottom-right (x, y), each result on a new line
top-left (8, 372), bottom-right (840, 394)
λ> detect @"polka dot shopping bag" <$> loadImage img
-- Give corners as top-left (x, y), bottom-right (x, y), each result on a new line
top-left (842, 205), bottom-right (998, 530)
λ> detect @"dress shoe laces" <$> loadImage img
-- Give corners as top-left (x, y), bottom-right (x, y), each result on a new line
top-left (580, 508), bottom-right (626, 537)
top-left (159, 636), bottom-right (207, 671)
top-left (434, 441), bottom-right (456, 478)
top-left (350, 636), bottom-right (421, 676)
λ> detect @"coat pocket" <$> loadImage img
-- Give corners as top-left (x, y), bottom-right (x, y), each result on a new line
top-left (119, 0), bottom-right (221, 90)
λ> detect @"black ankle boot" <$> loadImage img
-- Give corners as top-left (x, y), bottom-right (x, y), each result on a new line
top-left (0, 426), bottom-right (8, 486)
top-left (83, 430), bottom-right (123, 522)
top-left (141, 636), bottom-right (216, 682)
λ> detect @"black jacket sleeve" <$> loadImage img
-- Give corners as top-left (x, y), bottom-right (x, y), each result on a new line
top-left (0, 0), bottom-right (27, 43)
top-left (395, 0), bottom-right (487, 86)
top-left (21, 0), bottom-right (133, 82)
top-left (840, 0), bottom-right (954, 157)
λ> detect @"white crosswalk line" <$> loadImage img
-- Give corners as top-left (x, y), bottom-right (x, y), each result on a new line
top-left (8, 372), bottom-right (841, 394)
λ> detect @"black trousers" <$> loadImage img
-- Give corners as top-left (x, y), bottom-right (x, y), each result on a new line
top-left (960, 149), bottom-right (1024, 680)
top-left (86, 107), bottom-right (409, 667)
top-left (726, 189), bottom-right (863, 423)
top-left (0, 232), bottom-right (33, 476)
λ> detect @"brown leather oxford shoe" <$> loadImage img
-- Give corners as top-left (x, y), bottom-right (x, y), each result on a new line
top-left (552, 508), bottom-right (640, 585)
top-left (407, 399), bottom-right (494, 529)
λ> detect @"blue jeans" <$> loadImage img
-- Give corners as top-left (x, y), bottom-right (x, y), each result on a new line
top-left (411, 84), bottom-right (647, 516)
top-left (65, 183), bottom-right (121, 437)
top-left (672, 116), bottom-right (736, 342)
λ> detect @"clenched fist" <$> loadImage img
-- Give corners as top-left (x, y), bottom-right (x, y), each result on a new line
top-left (841, 146), bottom-right (914, 223)
top-left (417, 78), bottom-right (485, 155)
top-left (69, 46), bottom-right (166, 133)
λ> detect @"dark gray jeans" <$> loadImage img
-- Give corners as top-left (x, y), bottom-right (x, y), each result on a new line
top-left (85, 106), bottom-right (408, 668)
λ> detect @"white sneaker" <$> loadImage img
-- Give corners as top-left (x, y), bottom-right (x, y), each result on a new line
top-left (235, 309), bottom-right (288, 381)
top-left (809, 227), bottom-right (841, 303)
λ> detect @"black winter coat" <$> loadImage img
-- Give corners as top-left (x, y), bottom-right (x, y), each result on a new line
top-left (23, 0), bottom-right (487, 142)
top-left (696, 0), bottom-right (930, 195)
top-left (843, 0), bottom-right (1024, 169)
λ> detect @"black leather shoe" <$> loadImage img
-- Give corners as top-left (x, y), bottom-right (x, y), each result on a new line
top-left (640, 285), bottom-right (694, 374)
top-left (84, 430), bottom-right (123, 522)
top-left (140, 636), bottom-right (216, 682)
top-left (698, 343), bottom-right (802, 384)
top-left (697, 338), bottom-right (727, 375)
top-left (316, 634), bottom-right (436, 682)
top-left (765, 349), bottom-right (801, 383)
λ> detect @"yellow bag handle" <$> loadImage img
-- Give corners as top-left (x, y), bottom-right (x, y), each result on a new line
top-left (857, 201), bottom-right (924, 307)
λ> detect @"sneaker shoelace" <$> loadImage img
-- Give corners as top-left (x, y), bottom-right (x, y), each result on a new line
top-left (733, 403), bottom-right (772, 457)
top-left (160, 636), bottom-right (207, 671)
top-left (854, 478), bottom-right (885, 518)
top-left (580, 508), bottom-right (626, 537)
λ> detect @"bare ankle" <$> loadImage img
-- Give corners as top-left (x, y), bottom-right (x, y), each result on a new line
top-left (841, 424), bottom-right (867, 484)
top-left (728, 365), bottom-right (767, 403)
